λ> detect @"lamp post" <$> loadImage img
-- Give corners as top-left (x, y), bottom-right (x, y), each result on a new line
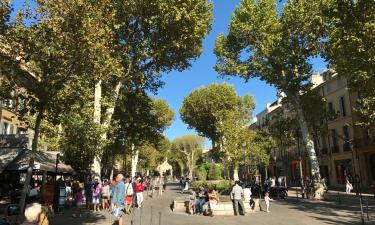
top-left (348, 140), bottom-right (365, 225)
top-left (242, 142), bottom-right (247, 184)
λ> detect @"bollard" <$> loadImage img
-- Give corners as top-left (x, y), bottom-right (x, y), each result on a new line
top-left (150, 206), bottom-right (153, 225)
top-left (338, 192), bottom-right (341, 204)
top-left (259, 192), bottom-right (262, 211)
top-left (366, 197), bottom-right (370, 221)
top-left (158, 212), bottom-right (162, 225)
top-left (296, 186), bottom-right (299, 201)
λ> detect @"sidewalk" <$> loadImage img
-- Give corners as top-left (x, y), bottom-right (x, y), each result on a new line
top-left (49, 182), bottom-right (374, 225)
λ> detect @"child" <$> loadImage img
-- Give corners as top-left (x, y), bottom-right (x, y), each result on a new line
top-left (264, 192), bottom-right (272, 213)
top-left (73, 188), bottom-right (84, 217)
top-left (188, 190), bottom-right (196, 215)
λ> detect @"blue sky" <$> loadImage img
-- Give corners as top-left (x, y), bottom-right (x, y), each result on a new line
top-left (155, 0), bottom-right (327, 144)
top-left (11, 0), bottom-right (327, 146)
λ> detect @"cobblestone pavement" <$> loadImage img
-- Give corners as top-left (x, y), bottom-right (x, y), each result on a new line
top-left (50, 183), bottom-right (375, 225)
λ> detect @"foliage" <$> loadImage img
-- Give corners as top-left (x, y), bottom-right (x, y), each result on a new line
top-left (195, 165), bottom-right (207, 181)
top-left (190, 180), bottom-right (232, 193)
top-left (60, 112), bottom-right (104, 172)
top-left (172, 134), bottom-right (205, 179)
top-left (0, 0), bottom-right (11, 35)
top-left (112, 89), bottom-right (175, 148)
top-left (214, 0), bottom-right (325, 181)
top-left (322, 0), bottom-right (375, 129)
top-left (208, 163), bottom-right (223, 180)
top-left (111, 0), bottom-right (213, 93)
top-left (180, 83), bottom-right (255, 147)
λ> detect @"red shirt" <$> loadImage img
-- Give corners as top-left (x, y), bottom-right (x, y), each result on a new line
top-left (135, 183), bottom-right (144, 193)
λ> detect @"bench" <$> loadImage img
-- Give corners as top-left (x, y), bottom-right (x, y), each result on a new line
top-left (172, 197), bottom-right (260, 216)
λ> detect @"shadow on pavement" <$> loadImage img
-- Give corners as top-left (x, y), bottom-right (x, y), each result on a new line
top-left (276, 198), bottom-right (374, 225)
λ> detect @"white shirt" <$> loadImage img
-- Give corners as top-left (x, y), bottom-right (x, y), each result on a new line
top-left (243, 188), bottom-right (251, 201)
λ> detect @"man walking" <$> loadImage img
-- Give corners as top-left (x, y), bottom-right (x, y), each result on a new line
top-left (112, 174), bottom-right (126, 225)
top-left (231, 181), bottom-right (245, 216)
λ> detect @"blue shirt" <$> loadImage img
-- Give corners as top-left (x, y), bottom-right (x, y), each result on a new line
top-left (112, 181), bottom-right (125, 206)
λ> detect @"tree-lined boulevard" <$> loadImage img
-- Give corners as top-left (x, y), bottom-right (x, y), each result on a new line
top-left (0, 0), bottom-right (374, 224)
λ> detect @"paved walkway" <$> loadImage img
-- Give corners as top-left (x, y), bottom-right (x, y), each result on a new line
top-left (50, 183), bottom-right (375, 225)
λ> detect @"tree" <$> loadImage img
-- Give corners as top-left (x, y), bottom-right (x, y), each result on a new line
top-left (323, 0), bottom-right (375, 129)
top-left (172, 134), bottom-right (205, 179)
top-left (0, 0), bottom-right (11, 35)
top-left (111, 88), bottom-right (174, 177)
top-left (92, 0), bottom-right (213, 174)
top-left (214, 0), bottom-right (325, 197)
top-left (0, 0), bottom-right (119, 209)
top-left (180, 83), bottom-right (253, 148)
top-left (60, 111), bottom-right (103, 172)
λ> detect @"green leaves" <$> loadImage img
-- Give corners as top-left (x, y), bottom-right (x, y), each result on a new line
top-left (180, 83), bottom-right (254, 143)
top-left (323, 0), bottom-right (375, 129)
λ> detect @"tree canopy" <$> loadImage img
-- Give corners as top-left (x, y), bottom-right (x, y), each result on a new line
top-left (214, 0), bottom-right (326, 185)
top-left (323, 0), bottom-right (375, 128)
top-left (180, 83), bottom-right (255, 146)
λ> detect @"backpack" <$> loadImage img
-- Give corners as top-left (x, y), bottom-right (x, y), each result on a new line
top-left (126, 184), bottom-right (134, 196)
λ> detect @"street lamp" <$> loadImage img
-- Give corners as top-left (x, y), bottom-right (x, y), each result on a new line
top-left (348, 140), bottom-right (365, 225)
top-left (242, 142), bottom-right (247, 183)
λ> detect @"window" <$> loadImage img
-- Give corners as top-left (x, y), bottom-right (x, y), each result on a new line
top-left (331, 129), bottom-right (339, 153)
top-left (343, 126), bottom-right (350, 141)
top-left (343, 126), bottom-right (351, 151)
top-left (328, 102), bottom-right (334, 114)
top-left (339, 96), bottom-right (346, 117)
top-left (1, 122), bottom-right (10, 134)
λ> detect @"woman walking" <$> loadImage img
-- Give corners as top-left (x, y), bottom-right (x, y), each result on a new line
top-left (135, 179), bottom-right (145, 208)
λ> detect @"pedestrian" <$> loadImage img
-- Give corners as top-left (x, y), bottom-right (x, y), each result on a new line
top-left (195, 187), bottom-right (207, 215)
top-left (264, 191), bottom-right (272, 213)
top-left (84, 177), bottom-right (93, 210)
top-left (163, 175), bottom-right (168, 191)
top-left (231, 181), bottom-right (245, 216)
top-left (135, 178), bottom-right (145, 208)
top-left (124, 178), bottom-right (134, 214)
top-left (101, 180), bottom-right (110, 211)
top-left (345, 177), bottom-right (352, 194)
top-left (91, 178), bottom-right (102, 212)
top-left (243, 185), bottom-right (251, 202)
top-left (180, 176), bottom-right (184, 192)
top-left (21, 203), bottom-right (48, 225)
top-left (207, 187), bottom-right (219, 217)
top-left (112, 174), bottom-right (126, 225)
top-left (188, 189), bottom-right (196, 215)
top-left (73, 188), bottom-right (84, 217)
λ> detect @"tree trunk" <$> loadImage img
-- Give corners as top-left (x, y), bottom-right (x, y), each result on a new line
top-left (131, 144), bottom-right (138, 177)
top-left (289, 92), bottom-right (324, 200)
top-left (92, 80), bottom-right (103, 176)
top-left (19, 109), bottom-right (44, 210)
top-left (92, 80), bottom-right (123, 177)
top-left (233, 163), bottom-right (239, 181)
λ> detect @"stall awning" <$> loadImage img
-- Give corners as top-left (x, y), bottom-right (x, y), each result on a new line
top-left (0, 148), bottom-right (24, 173)
top-left (2, 149), bottom-right (74, 174)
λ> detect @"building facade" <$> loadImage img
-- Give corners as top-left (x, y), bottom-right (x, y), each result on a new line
top-left (253, 71), bottom-right (375, 188)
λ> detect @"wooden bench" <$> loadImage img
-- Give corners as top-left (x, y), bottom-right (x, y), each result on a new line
top-left (172, 197), bottom-right (260, 216)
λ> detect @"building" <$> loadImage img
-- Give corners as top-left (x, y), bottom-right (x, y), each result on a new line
top-left (253, 70), bottom-right (375, 188)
